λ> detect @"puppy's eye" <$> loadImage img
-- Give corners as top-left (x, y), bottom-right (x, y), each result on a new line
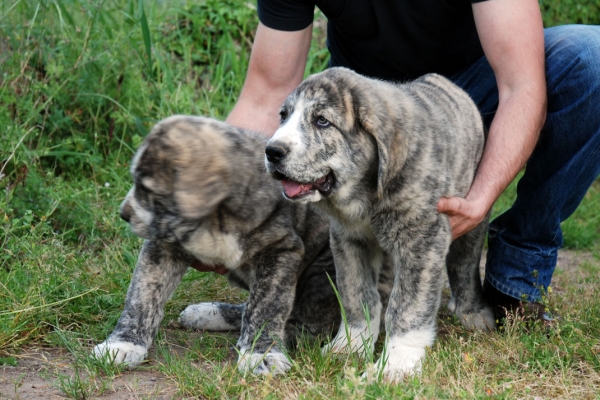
top-left (280, 110), bottom-right (288, 123)
top-left (316, 116), bottom-right (330, 127)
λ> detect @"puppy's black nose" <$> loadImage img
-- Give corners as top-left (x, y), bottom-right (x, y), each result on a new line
top-left (120, 210), bottom-right (130, 223)
top-left (265, 145), bottom-right (287, 163)
top-left (120, 202), bottom-right (132, 223)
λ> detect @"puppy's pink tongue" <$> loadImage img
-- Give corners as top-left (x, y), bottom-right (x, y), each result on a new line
top-left (282, 179), bottom-right (311, 198)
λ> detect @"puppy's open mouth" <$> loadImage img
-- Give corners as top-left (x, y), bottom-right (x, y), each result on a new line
top-left (275, 172), bottom-right (335, 199)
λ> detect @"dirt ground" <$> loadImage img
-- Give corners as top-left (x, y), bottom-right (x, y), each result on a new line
top-left (1, 249), bottom-right (598, 400)
top-left (0, 347), bottom-right (179, 400)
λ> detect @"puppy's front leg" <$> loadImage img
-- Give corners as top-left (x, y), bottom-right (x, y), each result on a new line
top-left (375, 218), bottom-right (450, 382)
top-left (235, 237), bottom-right (302, 376)
top-left (323, 223), bottom-right (382, 357)
top-left (92, 240), bottom-right (188, 368)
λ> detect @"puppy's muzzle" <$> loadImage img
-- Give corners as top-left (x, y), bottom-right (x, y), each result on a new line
top-left (265, 145), bottom-right (288, 164)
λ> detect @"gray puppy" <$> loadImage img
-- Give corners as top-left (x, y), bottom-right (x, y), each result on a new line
top-left (92, 115), bottom-right (341, 375)
top-left (265, 68), bottom-right (495, 381)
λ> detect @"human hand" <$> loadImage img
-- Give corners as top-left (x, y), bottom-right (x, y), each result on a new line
top-left (437, 196), bottom-right (489, 240)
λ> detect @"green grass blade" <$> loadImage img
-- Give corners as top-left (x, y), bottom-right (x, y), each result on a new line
top-left (138, 0), bottom-right (152, 74)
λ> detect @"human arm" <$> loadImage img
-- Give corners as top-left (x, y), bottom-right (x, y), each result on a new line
top-left (226, 22), bottom-right (313, 136)
top-left (437, 0), bottom-right (547, 239)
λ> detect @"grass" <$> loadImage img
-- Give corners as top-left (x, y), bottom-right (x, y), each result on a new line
top-left (1, 0), bottom-right (599, 398)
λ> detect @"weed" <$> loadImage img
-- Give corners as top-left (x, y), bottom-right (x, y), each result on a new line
top-left (0, 356), bottom-right (18, 366)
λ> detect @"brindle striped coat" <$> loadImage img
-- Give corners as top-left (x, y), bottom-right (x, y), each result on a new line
top-left (92, 116), bottom-right (344, 375)
top-left (265, 67), bottom-right (495, 382)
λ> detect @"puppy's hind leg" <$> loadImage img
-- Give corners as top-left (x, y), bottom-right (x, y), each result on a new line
top-left (179, 302), bottom-right (244, 331)
top-left (92, 241), bottom-right (188, 368)
top-left (446, 215), bottom-right (495, 331)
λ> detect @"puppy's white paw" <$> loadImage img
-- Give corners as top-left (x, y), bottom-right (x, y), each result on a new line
top-left (374, 346), bottom-right (424, 383)
top-left (322, 324), bottom-right (377, 356)
top-left (178, 302), bottom-right (237, 331)
top-left (237, 348), bottom-right (291, 376)
top-left (373, 329), bottom-right (434, 383)
top-left (91, 340), bottom-right (147, 368)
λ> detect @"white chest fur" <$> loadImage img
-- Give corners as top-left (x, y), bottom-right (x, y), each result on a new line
top-left (184, 228), bottom-right (244, 269)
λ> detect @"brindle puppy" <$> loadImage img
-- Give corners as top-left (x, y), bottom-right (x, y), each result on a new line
top-left (265, 68), bottom-right (495, 382)
top-left (92, 116), bottom-right (342, 375)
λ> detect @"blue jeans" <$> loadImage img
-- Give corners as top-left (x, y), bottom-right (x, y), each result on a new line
top-left (450, 25), bottom-right (600, 303)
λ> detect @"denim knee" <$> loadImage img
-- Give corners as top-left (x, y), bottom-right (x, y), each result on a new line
top-left (545, 25), bottom-right (600, 96)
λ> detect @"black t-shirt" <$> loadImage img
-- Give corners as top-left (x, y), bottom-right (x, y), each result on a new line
top-left (258, 0), bottom-right (488, 81)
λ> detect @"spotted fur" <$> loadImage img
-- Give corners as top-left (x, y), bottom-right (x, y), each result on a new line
top-left (92, 115), bottom-right (343, 375)
top-left (265, 67), bottom-right (495, 382)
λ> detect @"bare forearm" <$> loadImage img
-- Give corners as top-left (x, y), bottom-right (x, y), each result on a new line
top-left (466, 86), bottom-right (546, 209)
top-left (438, 85), bottom-right (546, 239)
top-left (437, 0), bottom-right (546, 239)
top-left (226, 23), bottom-right (312, 136)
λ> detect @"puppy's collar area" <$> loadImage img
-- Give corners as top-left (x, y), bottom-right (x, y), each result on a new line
top-left (278, 172), bottom-right (335, 199)
top-left (190, 260), bottom-right (229, 275)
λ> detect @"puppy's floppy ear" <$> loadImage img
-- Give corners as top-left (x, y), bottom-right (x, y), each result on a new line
top-left (355, 88), bottom-right (409, 200)
top-left (168, 119), bottom-right (233, 220)
top-left (134, 137), bottom-right (176, 196)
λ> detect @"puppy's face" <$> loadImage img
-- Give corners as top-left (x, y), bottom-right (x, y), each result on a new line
top-left (265, 68), bottom-right (378, 206)
top-left (120, 116), bottom-right (232, 243)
